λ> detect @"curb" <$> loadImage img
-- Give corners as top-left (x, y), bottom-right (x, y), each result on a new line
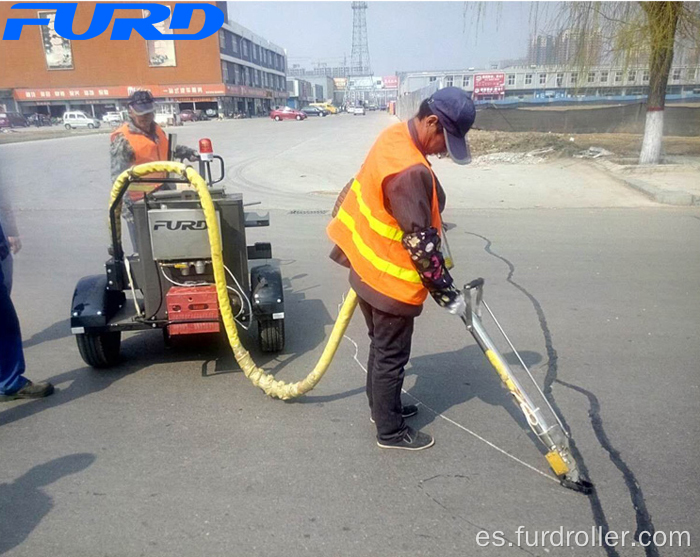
top-left (621, 177), bottom-right (699, 206)
top-left (593, 160), bottom-right (700, 206)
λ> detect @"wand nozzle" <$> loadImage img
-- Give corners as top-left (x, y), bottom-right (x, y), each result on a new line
top-left (462, 278), bottom-right (595, 496)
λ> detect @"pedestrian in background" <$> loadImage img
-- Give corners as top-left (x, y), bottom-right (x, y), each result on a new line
top-left (0, 188), bottom-right (54, 400)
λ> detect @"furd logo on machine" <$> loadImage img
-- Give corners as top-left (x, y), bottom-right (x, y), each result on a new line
top-left (2, 2), bottom-right (224, 41)
top-left (153, 220), bottom-right (208, 231)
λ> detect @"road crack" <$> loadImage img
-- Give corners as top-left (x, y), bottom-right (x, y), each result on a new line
top-left (466, 231), bottom-right (659, 557)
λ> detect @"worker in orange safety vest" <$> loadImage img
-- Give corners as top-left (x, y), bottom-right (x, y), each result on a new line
top-left (327, 87), bottom-right (476, 451)
top-left (109, 90), bottom-right (198, 252)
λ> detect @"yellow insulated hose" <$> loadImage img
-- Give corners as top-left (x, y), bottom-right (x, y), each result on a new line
top-left (111, 161), bottom-right (358, 400)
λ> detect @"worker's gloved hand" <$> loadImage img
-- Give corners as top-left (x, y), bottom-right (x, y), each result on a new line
top-left (447, 293), bottom-right (467, 316)
top-left (174, 145), bottom-right (199, 162)
top-left (7, 236), bottom-right (22, 255)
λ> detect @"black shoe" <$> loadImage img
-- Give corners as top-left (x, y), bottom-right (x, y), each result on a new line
top-left (370, 404), bottom-right (418, 424)
top-left (0, 380), bottom-right (54, 401)
top-left (377, 427), bottom-right (434, 451)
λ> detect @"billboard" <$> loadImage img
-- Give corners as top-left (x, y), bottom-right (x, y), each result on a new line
top-left (382, 76), bottom-right (399, 89)
top-left (38, 10), bottom-right (73, 70)
top-left (348, 76), bottom-right (376, 89)
top-left (144, 9), bottom-right (177, 67)
top-left (474, 73), bottom-right (505, 96)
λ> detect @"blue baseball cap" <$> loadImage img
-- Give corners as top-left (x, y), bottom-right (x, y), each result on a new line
top-left (128, 90), bottom-right (155, 115)
top-left (427, 87), bottom-right (476, 165)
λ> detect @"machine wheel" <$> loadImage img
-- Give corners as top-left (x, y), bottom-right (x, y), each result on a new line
top-left (76, 331), bottom-right (121, 368)
top-left (258, 319), bottom-right (284, 353)
top-left (64, 123), bottom-right (72, 130)
top-left (87, 123), bottom-right (95, 129)
top-left (274, 115), bottom-right (281, 121)
top-left (295, 115), bottom-right (302, 121)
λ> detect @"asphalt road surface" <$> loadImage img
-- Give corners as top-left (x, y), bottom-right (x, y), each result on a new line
top-left (1, 113), bottom-right (698, 557)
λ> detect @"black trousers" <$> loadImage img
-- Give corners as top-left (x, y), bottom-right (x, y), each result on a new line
top-left (358, 296), bottom-right (415, 443)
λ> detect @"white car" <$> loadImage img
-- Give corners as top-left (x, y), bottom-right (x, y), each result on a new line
top-left (63, 111), bottom-right (101, 129)
top-left (353, 106), bottom-right (366, 116)
top-left (102, 112), bottom-right (123, 124)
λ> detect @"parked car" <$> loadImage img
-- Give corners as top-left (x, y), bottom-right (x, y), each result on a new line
top-left (0, 112), bottom-right (29, 128)
top-left (352, 106), bottom-right (366, 116)
top-left (180, 109), bottom-right (200, 122)
top-left (101, 112), bottom-right (123, 125)
top-left (63, 111), bottom-right (101, 129)
top-left (301, 106), bottom-right (327, 117)
top-left (27, 113), bottom-right (52, 127)
top-left (270, 107), bottom-right (307, 121)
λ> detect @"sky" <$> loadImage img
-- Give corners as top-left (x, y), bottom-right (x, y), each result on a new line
top-left (227, 2), bottom-right (556, 75)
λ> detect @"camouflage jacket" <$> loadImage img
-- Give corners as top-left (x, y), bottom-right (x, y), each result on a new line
top-left (110, 118), bottom-right (197, 183)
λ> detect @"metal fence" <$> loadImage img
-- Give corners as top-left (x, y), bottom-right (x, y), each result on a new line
top-left (396, 82), bottom-right (438, 121)
top-left (474, 102), bottom-right (700, 136)
top-left (397, 84), bottom-right (699, 136)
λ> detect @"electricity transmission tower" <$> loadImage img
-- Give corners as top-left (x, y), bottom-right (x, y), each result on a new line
top-left (350, 1), bottom-right (372, 76)
top-left (348, 1), bottom-right (374, 107)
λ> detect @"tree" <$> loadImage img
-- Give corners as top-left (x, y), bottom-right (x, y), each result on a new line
top-left (555, 2), bottom-right (699, 164)
top-left (467, 2), bottom-right (700, 165)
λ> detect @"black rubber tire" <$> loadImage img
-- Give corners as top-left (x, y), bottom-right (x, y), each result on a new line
top-left (274, 115), bottom-right (281, 121)
top-left (87, 123), bottom-right (94, 129)
top-left (258, 319), bottom-right (284, 353)
top-left (64, 123), bottom-right (71, 130)
top-left (296, 115), bottom-right (301, 121)
top-left (76, 331), bottom-right (121, 368)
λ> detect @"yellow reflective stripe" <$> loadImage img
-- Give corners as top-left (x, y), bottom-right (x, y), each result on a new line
top-left (337, 208), bottom-right (422, 284)
top-left (350, 179), bottom-right (404, 242)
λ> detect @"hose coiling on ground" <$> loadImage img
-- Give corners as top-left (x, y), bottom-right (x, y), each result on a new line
top-left (111, 162), bottom-right (358, 400)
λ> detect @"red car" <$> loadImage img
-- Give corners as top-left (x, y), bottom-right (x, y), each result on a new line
top-left (180, 109), bottom-right (200, 122)
top-left (270, 107), bottom-right (307, 121)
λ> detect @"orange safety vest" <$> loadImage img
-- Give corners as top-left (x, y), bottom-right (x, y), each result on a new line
top-left (327, 122), bottom-right (442, 306)
top-left (111, 123), bottom-right (168, 201)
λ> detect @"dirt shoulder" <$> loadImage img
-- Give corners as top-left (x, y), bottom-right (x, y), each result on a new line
top-left (469, 130), bottom-right (700, 159)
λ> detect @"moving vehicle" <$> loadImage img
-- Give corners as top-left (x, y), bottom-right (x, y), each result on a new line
top-left (300, 106), bottom-right (327, 117)
top-left (352, 106), bottom-right (366, 116)
top-left (70, 138), bottom-right (286, 368)
top-left (27, 113), bottom-right (52, 127)
top-left (63, 111), bottom-right (101, 129)
top-left (0, 112), bottom-right (29, 128)
top-left (310, 102), bottom-right (338, 114)
top-left (270, 107), bottom-right (307, 121)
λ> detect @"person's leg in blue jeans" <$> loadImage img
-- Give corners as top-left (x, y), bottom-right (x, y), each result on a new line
top-left (0, 258), bottom-right (53, 399)
top-left (1, 253), bottom-right (12, 294)
top-left (0, 259), bottom-right (27, 394)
